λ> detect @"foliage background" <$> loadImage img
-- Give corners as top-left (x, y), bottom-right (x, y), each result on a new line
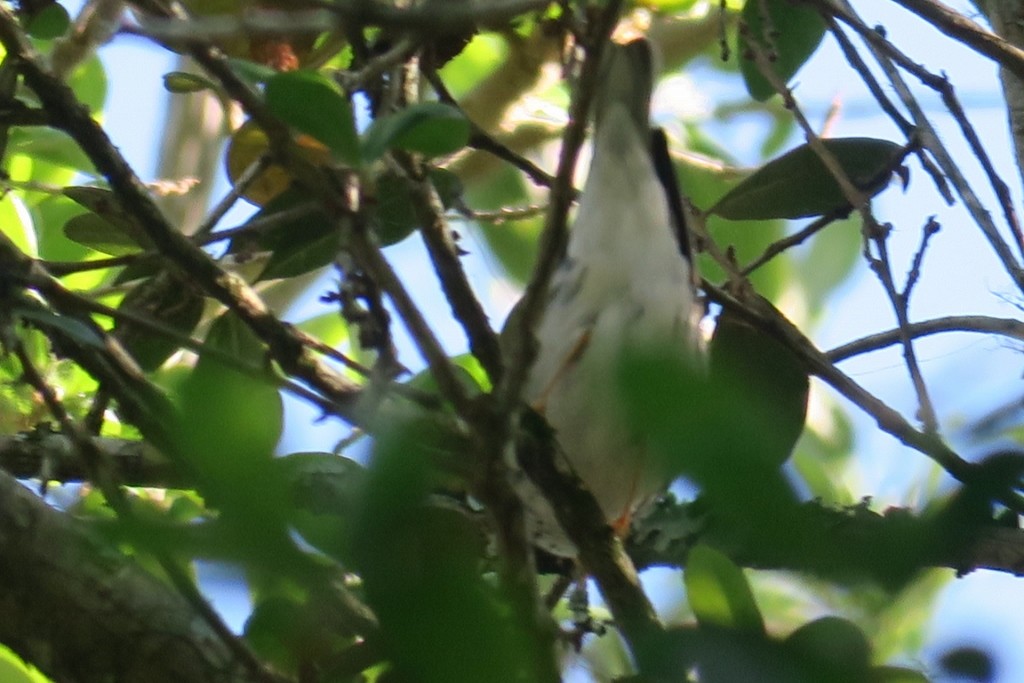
top-left (2, 0), bottom-right (1024, 681)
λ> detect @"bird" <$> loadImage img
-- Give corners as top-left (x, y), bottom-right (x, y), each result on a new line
top-left (513, 37), bottom-right (703, 557)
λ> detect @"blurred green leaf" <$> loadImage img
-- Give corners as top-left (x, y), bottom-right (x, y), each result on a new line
top-left (63, 212), bottom-right (141, 255)
top-left (25, 3), bottom-right (70, 39)
top-left (227, 187), bottom-right (337, 281)
top-left (9, 128), bottom-right (96, 175)
top-left (0, 193), bottom-right (36, 257)
top-left (176, 312), bottom-right (284, 510)
top-left (739, 0), bottom-right (826, 101)
top-left (709, 306), bottom-right (808, 468)
top-left (685, 544), bottom-right (765, 635)
top-left (352, 409), bottom-right (538, 683)
top-left (676, 152), bottom-right (789, 299)
top-left (69, 53), bottom-right (107, 113)
top-left (163, 71), bottom-right (216, 93)
top-left (710, 138), bottom-right (903, 220)
top-left (264, 71), bottom-right (360, 165)
top-left (785, 616), bottom-right (872, 680)
top-left (259, 226), bottom-right (337, 281)
top-left (64, 185), bottom-right (153, 247)
top-left (115, 272), bottom-right (205, 371)
top-left (796, 213), bottom-right (862, 316)
top-left (470, 164), bottom-right (541, 284)
top-left (0, 645), bottom-right (40, 683)
top-left (14, 305), bottom-right (105, 349)
top-left (362, 102), bottom-right (470, 162)
top-left (295, 311), bottom-right (349, 349)
top-left (274, 452), bottom-right (365, 562)
top-left (227, 57), bottom-right (278, 86)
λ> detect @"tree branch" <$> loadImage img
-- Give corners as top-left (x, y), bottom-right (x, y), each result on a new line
top-left (0, 469), bottom-right (284, 683)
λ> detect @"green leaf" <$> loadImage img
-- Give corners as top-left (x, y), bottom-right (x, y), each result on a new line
top-left (115, 272), bottom-right (206, 371)
top-left (369, 167), bottom-right (462, 246)
top-left (740, 0), bottom-right (826, 101)
top-left (9, 128), bottom-right (96, 175)
top-left (264, 71), bottom-right (359, 165)
top-left (709, 306), bottom-right (808, 468)
top-left (63, 186), bottom-right (152, 246)
top-left (0, 645), bottom-right (39, 683)
top-left (14, 305), bottom-right (105, 349)
top-left (69, 54), bottom-right (107, 113)
top-left (470, 164), bottom-right (540, 284)
top-left (295, 312), bottom-right (349, 349)
top-left (362, 102), bottom-right (470, 162)
top-left (258, 224), bottom-right (337, 281)
top-left (352, 410), bottom-right (535, 683)
top-left (785, 617), bottom-right (872, 677)
top-left (227, 57), bottom-right (278, 86)
top-left (63, 212), bottom-right (141, 255)
top-left (685, 544), bottom-right (765, 635)
top-left (25, 3), bottom-right (70, 40)
top-left (274, 452), bottom-right (365, 562)
top-left (709, 137), bottom-right (903, 220)
top-left (0, 193), bottom-right (37, 257)
top-left (175, 313), bottom-right (284, 520)
top-left (163, 71), bottom-right (216, 93)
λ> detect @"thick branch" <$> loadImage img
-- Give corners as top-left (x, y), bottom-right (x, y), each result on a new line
top-left (0, 469), bottom-right (282, 683)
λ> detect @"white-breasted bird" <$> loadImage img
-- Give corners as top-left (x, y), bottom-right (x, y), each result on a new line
top-left (514, 38), bottom-right (704, 557)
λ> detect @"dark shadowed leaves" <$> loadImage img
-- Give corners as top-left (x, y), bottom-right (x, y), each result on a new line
top-left (351, 409), bottom-right (538, 683)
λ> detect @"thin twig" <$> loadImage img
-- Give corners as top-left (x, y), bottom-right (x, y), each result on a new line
top-left (887, 0), bottom-right (1024, 82)
top-left (827, 314), bottom-right (1024, 362)
top-left (864, 223), bottom-right (940, 434)
top-left (393, 152), bottom-right (505, 382)
top-left (810, 0), bottom-right (1024, 293)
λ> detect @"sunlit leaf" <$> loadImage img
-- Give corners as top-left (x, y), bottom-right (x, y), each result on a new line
top-left (685, 544), bottom-right (765, 635)
top-left (0, 193), bottom-right (36, 257)
top-left (225, 119), bottom-right (332, 206)
top-left (709, 138), bottom-right (903, 220)
top-left (9, 128), bottom-right (96, 175)
top-left (0, 645), bottom-right (39, 683)
top-left (740, 0), bottom-right (826, 101)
